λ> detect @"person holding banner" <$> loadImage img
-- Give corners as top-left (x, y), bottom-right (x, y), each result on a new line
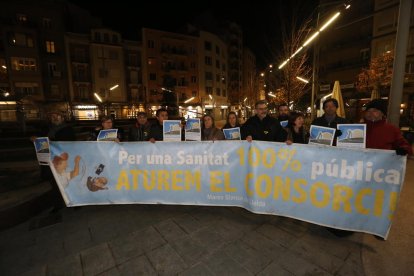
top-left (242, 100), bottom-right (287, 142)
top-left (312, 98), bottom-right (348, 146)
top-left (285, 111), bottom-right (308, 145)
top-left (88, 115), bottom-right (124, 142)
top-left (364, 99), bottom-right (412, 156)
top-left (148, 108), bottom-right (168, 142)
top-left (201, 114), bottom-right (225, 141)
top-left (129, 112), bottom-right (150, 141)
top-left (277, 103), bottom-right (290, 122)
top-left (222, 111), bottom-right (241, 130)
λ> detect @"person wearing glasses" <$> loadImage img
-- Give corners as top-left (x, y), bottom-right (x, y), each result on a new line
top-left (241, 100), bottom-right (287, 142)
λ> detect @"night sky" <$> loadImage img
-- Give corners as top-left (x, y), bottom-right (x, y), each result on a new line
top-left (70, 0), bottom-right (318, 68)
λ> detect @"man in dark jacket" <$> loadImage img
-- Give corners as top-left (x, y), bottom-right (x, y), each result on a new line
top-left (312, 98), bottom-right (348, 129)
top-left (129, 112), bottom-right (150, 141)
top-left (148, 108), bottom-right (168, 142)
top-left (242, 100), bottom-right (287, 142)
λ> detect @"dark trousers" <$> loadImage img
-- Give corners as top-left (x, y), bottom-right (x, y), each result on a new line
top-left (41, 166), bottom-right (66, 209)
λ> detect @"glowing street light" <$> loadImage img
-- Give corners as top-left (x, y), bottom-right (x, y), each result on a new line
top-left (268, 92), bottom-right (276, 98)
top-left (109, 84), bottom-right (119, 91)
top-left (296, 76), bottom-right (309, 84)
top-left (184, 97), bottom-right (195, 104)
top-left (94, 93), bottom-right (103, 102)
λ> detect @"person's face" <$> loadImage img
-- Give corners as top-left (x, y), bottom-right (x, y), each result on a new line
top-left (364, 108), bottom-right (383, 122)
top-left (137, 115), bottom-right (147, 125)
top-left (157, 111), bottom-right (168, 124)
top-left (278, 106), bottom-right (289, 116)
top-left (101, 119), bottom-right (113, 130)
top-left (50, 114), bottom-right (64, 126)
top-left (228, 114), bottom-right (237, 126)
top-left (255, 104), bottom-right (268, 119)
top-left (204, 116), bottom-right (213, 128)
top-left (294, 116), bottom-right (304, 128)
top-left (323, 102), bottom-right (337, 116)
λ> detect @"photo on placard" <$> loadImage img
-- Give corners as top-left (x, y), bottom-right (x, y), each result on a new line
top-left (309, 125), bottom-right (335, 146)
top-left (34, 137), bottom-right (50, 165)
top-left (223, 127), bottom-right (241, 140)
top-left (336, 124), bottom-right (366, 148)
top-left (163, 120), bottom-right (182, 141)
top-left (97, 129), bottom-right (118, 141)
top-left (185, 118), bottom-right (201, 141)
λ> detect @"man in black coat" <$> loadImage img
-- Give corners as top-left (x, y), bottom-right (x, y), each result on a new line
top-left (129, 112), bottom-right (150, 141)
top-left (242, 100), bottom-right (287, 142)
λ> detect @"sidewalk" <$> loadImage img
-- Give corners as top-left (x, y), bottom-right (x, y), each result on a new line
top-left (0, 161), bottom-right (413, 275)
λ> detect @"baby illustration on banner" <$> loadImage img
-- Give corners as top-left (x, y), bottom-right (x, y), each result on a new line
top-left (52, 152), bottom-right (81, 189)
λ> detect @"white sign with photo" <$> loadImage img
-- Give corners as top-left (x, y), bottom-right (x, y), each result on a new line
top-left (336, 124), bottom-right (366, 148)
top-left (309, 125), bottom-right (336, 146)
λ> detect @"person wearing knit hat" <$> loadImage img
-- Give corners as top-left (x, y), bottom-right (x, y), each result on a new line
top-left (364, 99), bottom-right (388, 117)
top-left (363, 99), bottom-right (412, 156)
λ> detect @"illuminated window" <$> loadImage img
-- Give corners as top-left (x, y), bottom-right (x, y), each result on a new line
top-left (46, 41), bottom-right (55, 53)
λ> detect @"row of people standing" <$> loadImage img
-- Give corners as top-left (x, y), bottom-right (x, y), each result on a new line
top-left (83, 98), bottom-right (412, 157)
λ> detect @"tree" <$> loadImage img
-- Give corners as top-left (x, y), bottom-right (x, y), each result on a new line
top-left (356, 51), bottom-right (394, 99)
top-left (269, 14), bottom-right (312, 108)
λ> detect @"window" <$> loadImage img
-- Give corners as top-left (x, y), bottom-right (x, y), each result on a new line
top-left (360, 48), bottom-right (370, 63)
top-left (74, 64), bottom-right (87, 80)
top-left (216, 45), bottom-right (220, 55)
top-left (192, 91), bottom-right (197, 97)
top-left (206, 87), bottom-right (212, 93)
top-left (48, 62), bottom-right (57, 77)
top-left (216, 74), bottom-right (220, 82)
top-left (8, 32), bottom-right (34, 47)
top-left (190, 62), bottom-right (196, 69)
top-left (191, 76), bottom-right (197, 83)
top-left (94, 32), bottom-right (101, 42)
top-left (205, 56), bottom-right (212, 65)
top-left (204, 41), bottom-right (212, 51)
top-left (103, 33), bottom-right (109, 42)
top-left (216, 88), bottom-right (221, 96)
top-left (16, 14), bottom-right (27, 22)
top-left (15, 82), bottom-right (39, 96)
top-left (216, 60), bottom-right (220, 69)
top-left (149, 73), bottom-right (156, 81)
top-left (128, 54), bottom-right (138, 66)
top-left (42, 18), bottom-right (52, 29)
top-left (148, 40), bottom-right (154, 48)
top-left (11, 57), bottom-right (37, 71)
top-left (148, 57), bottom-right (156, 65)
top-left (46, 41), bottom-right (55, 53)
